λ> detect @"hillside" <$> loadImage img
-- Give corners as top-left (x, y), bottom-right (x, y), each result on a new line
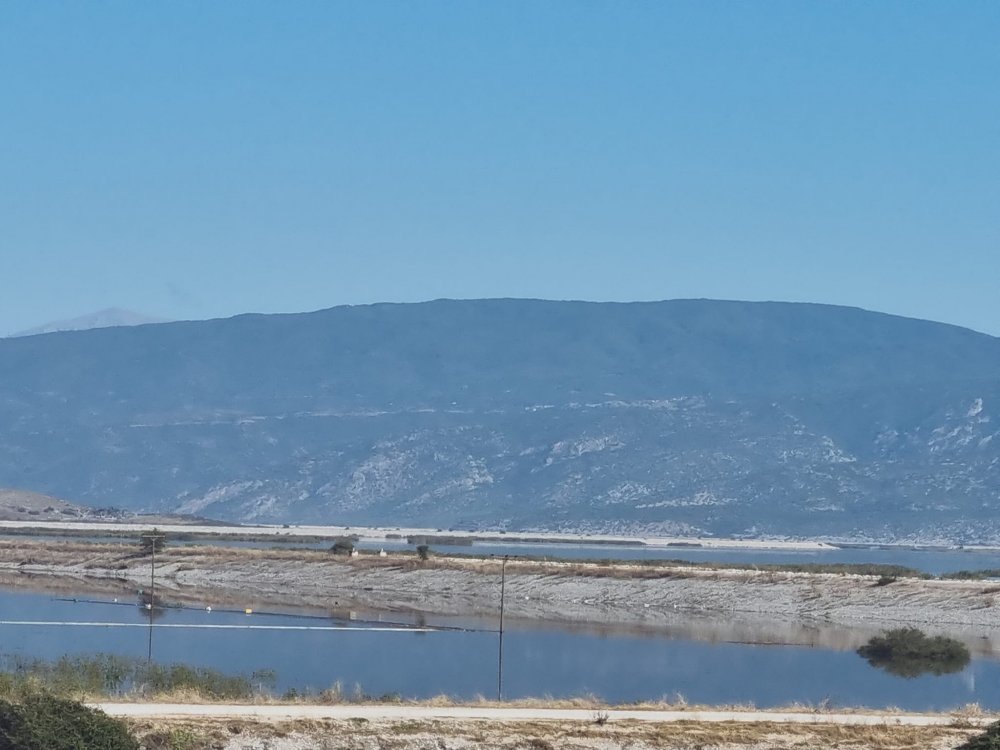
top-left (1, 298), bottom-right (998, 541)
top-left (0, 488), bottom-right (100, 522)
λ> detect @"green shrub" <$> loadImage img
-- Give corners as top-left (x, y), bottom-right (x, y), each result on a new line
top-left (330, 537), bottom-right (355, 555)
top-left (857, 627), bottom-right (970, 678)
top-left (0, 692), bottom-right (138, 750)
top-left (0, 653), bottom-right (274, 700)
top-left (957, 721), bottom-right (1000, 749)
top-left (416, 544), bottom-right (430, 561)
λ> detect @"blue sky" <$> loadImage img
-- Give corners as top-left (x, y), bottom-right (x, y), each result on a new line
top-left (2, 1), bottom-right (998, 335)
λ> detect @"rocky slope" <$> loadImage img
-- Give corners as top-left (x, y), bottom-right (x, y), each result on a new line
top-left (0, 298), bottom-right (998, 541)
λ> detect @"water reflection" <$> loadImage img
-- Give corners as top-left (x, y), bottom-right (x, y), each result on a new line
top-left (0, 587), bottom-right (995, 711)
top-left (857, 629), bottom-right (972, 678)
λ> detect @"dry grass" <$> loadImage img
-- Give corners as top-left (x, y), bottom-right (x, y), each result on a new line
top-left (643, 721), bottom-right (971, 749)
top-left (124, 716), bottom-right (980, 750)
top-left (75, 684), bottom-right (998, 720)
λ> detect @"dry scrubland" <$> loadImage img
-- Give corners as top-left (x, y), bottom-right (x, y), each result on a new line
top-left (3, 539), bottom-right (1000, 645)
top-left (126, 716), bottom-right (982, 750)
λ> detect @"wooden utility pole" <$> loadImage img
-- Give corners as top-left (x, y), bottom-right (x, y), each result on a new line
top-left (140, 530), bottom-right (165, 663)
top-left (141, 531), bottom-right (166, 603)
top-left (498, 554), bottom-right (508, 701)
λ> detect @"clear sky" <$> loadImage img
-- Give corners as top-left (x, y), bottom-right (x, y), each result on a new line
top-left (2, 1), bottom-right (998, 335)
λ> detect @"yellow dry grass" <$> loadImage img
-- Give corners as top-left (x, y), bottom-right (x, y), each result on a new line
top-left (125, 716), bottom-right (980, 750)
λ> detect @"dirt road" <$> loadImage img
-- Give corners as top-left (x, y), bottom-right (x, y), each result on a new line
top-left (95, 702), bottom-right (992, 726)
top-left (115, 703), bottom-right (989, 750)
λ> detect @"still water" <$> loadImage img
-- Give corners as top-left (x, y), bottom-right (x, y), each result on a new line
top-left (0, 589), bottom-right (994, 710)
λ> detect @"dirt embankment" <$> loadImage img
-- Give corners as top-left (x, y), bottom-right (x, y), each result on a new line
top-left (3, 539), bottom-right (1000, 648)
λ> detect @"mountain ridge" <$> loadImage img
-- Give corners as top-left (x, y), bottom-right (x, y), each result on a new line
top-left (0, 298), bottom-right (997, 542)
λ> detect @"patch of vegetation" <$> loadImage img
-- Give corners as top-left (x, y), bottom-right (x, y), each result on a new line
top-left (958, 721), bottom-right (1000, 749)
top-left (0, 691), bottom-right (138, 750)
top-left (857, 628), bottom-right (970, 678)
top-left (140, 727), bottom-right (206, 750)
top-left (416, 544), bottom-right (430, 561)
top-left (942, 569), bottom-right (1000, 581)
top-left (0, 653), bottom-right (275, 700)
top-left (330, 537), bottom-right (355, 555)
top-left (444, 552), bottom-right (931, 579)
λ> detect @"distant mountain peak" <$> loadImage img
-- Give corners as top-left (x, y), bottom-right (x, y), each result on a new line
top-left (9, 307), bottom-right (168, 337)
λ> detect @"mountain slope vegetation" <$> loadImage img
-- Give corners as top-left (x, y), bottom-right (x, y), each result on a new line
top-left (1, 299), bottom-right (998, 541)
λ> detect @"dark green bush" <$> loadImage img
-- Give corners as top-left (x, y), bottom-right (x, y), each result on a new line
top-left (957, 721), bottom-right (1000, 749)
top-left (857, 627), bottom-right (970, 678)
top-left (0, 692), bottom-right (138, 750)
top-left (330, 537), bottom-right (355, 555)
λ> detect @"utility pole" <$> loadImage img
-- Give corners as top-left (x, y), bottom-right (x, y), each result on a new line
top-left (141, 531), bottom-right (166, 604)
top-left (497, 554), bottom-right (508, 701)
top-left (140, 530), bottom-right (165, 663)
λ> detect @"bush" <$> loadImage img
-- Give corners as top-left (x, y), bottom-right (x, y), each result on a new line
top-left (0, 692), bottom-right (139, 750)
top-left (330, 538), bottom-right (355, 555)
top-left (959, 721), bottom-right (1000, 749)
top-left (857, 627), bottom-right (970, 678)
top-left (0, 653), bottom-right (274, 700)
top-left (416, 544), bottom-right (430, 561)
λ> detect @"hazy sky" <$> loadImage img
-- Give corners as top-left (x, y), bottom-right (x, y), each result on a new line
top-left (2, 2), bottom-right (998, 335)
